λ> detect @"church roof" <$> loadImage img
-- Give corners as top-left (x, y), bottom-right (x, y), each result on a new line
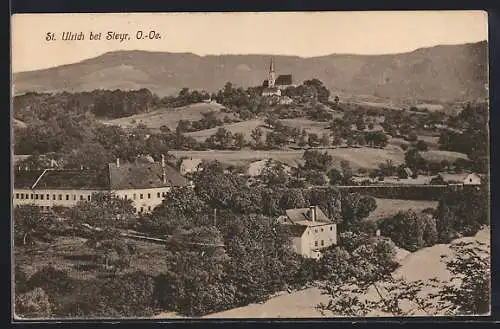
top-left (276, 74), bottom-right (293, 86)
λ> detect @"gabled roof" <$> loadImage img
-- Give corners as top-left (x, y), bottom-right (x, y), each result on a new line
top-left (108, 162), bottom-right (188, 189)
top-left (13, 170), bottom-right (45, 189)
top-left (285, 206), bottom-right (331, 225)
top-left (14, 169), bottom-right (109, 190)
top-left (276, 74), bottom-right (293, 86)
top-left (13, 162), bottom-right (188, 191)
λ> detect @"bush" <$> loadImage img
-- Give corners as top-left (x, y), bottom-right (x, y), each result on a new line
top-left (27, 266), bottom-right (77, 297)
top-left (415, 140), bottom-right (429, 151)
top-left (378, 210), bottom-right (438, 251)
top-left (15, 288), bottom-right (53, 318)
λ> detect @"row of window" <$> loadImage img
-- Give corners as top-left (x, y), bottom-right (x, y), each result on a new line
top-left (14, 193), bottom-right (92, 202)
top-left (30, 204), bottom-right (155, 213)
top-left (14, 191), bottom-right (168, 202)
top-left (308, 226), bottom-right (334, 235)
top-left (123, 192), bottom-right (166, 200)
top-left (314, 240), bottom-right (326, 247)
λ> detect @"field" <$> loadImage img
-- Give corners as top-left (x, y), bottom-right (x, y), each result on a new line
top-left (186, 118), bottom-right (332, 142)
top-left (280, 118), bottom-right (331, 136)
top-left (421, 150), bottom-right (468, 162)
top-left (100, 102), bottom-right (236, 132)
top-left (15, 236), bottom-right (171, 281)
top-left (366, 198), bottom-right (439, 222)
top-left (185, 119), bottom-right (270, 141)
top-left (170, 145), bottom-right (407, 170)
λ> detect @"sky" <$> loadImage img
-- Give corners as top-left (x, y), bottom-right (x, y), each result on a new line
top-left (12, 11), bottom-right (488, 73)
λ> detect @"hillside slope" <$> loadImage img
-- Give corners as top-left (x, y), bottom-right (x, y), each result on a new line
top-left (13, 41), bottom-right (488, 102)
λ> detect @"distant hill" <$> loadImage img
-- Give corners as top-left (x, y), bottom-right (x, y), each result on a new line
top-left (13, 41), bottom-right (488, 102)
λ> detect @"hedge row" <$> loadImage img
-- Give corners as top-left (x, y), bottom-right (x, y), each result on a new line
top-left (336, 185), bottom-right (459, 201)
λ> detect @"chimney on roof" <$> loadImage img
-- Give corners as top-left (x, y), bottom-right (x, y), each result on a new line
top-left (309, 205), bottom-right (316, 222)
top-left (161, 154), bottom-right (166, 184)
top-left (116, 158), bottom-right (120, 168)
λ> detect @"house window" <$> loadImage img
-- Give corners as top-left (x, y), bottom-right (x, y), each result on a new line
top-left (66, 195), bottom-right (69, 200)
top-left (330, 226), bottom-right (333, 231)
top-left (25, 194), bottom-right (29, 199)
top-left (140, 207), bottom-right (144, 213)
top-left (162, 192), bottom-right (166, 197)
top-left (88, 195), bottom-right (91, 201)
top-left (140, 194), bottom-right (143, 199)
top-left (46, 194), bottom-right (50, 200)
top-left (15, 193), bottom-right (19, 199)
top-left (157, 192), bottom-right (160, 198)
top-left (314, 229), bottom-right (318, 233)
top-left (148, 193), bottom-right (151, 199)
top-left (58, 194), bottom-right (62, 200)
top-left (30, 194), bottom-right (34, 200)
top-left (148, 206), bottom-right (151, 211)
top-left (52, 195), bottom-right (56, 200)
top-left (321, 228), bottom-right (324, 232)
top-left (35, 194), bottom-right (39, 200)
top-left (314, 241), bottom-right (318, 247)
top-left (133, 194), bottom-right (137, 200)
top-left (124, 195), bottom-right (128, 200)
top-left (40, 194), bottom-right (44, 200)
top-left (73, 195), bottom-right (76, 201)
top-left (80, 195), bottom-right (84, 201)
top-left (321, 240), bottom-right (324, 246)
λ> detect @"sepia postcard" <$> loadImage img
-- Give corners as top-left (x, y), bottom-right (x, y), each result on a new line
top-left (11, 11), bottom-right (490, 320)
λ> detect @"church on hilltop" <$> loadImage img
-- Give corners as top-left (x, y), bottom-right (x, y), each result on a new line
top-left (261, 58), bottom-right (294, 97)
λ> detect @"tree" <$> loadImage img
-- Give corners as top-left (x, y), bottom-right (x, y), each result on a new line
top-left (260, 160), bottom-right (288, 187)
top-left (234, 132), bottom-right (246, 149)
top-left (327, 168), bottom-right (343, 186)
top-left (438, 240), bottom-right (490, 315)
top-left (405, 149), bottom-right (427, 173)
top-left (308, 133), bottom-right (320, 147)
top-left (317, 233), bottom-right (399, 316)
top-left (340, 193), bottom-right (377, 232)
top-left (193, 161), bottom-right (241, 210)
top-left (407, 132), bottom-right (418, 142)
top-left (320, 133), bottom-right (330, 147)
top-left (279, 189), bottom-right (307, 210)
top-left (70, 192), bottom-right (136, 229)
top-left (303, 150), bottom-right (333, 172)
top-left (340, 160), bottom-right (353, 184)
top-left (378, 210), bottom-right (438, 252)
top-left (15, 288), bottom-right (53, 318)
top-left (250, 127), bottom-right (264, 147)
top-left (415, 140), bottom-right (429, 151)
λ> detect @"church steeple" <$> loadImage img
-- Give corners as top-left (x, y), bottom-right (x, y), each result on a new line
top-left (268, 58), bottom-right (276, 88)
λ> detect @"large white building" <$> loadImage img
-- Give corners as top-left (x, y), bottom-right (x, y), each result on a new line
top-left (12, 156), bottom-right (189, 214)
top-left (280, 205), bottom-right (338, 259)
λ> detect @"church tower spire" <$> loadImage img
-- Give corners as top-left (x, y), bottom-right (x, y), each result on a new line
top-left (268, 57), bottom-right (276, 88)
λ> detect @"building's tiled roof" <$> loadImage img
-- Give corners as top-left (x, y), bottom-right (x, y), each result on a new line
top-left (108, 162), bottom-right (188, 189)
top-left (276, 74), bottom-right (293, 86)
top-left (37, 169), bottom-right (110, 190)
top-left (13, 170), bottom-right (44, 189)
top-left (13, 161), bottom-right (188, 191)
top-left (285, 206), bottom-right (331, 225)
